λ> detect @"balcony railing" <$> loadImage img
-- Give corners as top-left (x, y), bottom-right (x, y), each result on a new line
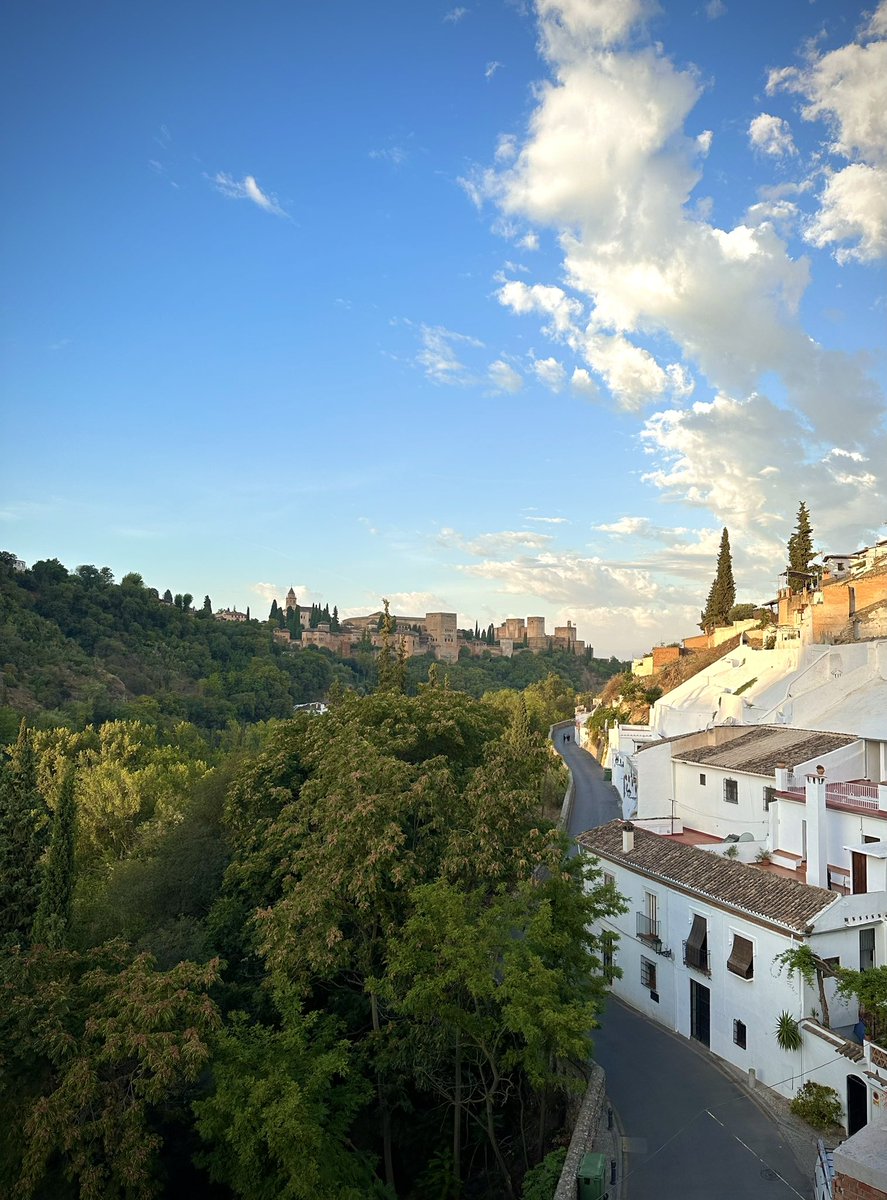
top-left (636, 912), bottom-right (661, 943)
top-left (683, 941), bottom-right (711, 975)
top-left (782, 780), bottom-right (880, 812)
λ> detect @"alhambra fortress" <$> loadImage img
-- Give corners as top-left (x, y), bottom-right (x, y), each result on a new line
top-left (216, 587), bottom-right (587, 663)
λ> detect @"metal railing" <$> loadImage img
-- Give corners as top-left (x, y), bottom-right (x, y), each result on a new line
top-left (636, 912), bottom-right (660, 943)
top-left (781, 781), bottom-right (880, 811)
top-left (682, 941), bottom-right (711, 975)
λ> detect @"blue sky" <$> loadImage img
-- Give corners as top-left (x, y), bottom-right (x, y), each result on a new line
top-left (2, 0), bottom-right (885, 657)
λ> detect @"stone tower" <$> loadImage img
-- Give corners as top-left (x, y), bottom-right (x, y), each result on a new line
top-left (285, 587), bottom-right (297, 612)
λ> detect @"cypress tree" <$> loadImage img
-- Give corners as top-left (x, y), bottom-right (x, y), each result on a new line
top-left (700, 528), bottom-right (736, 630)
top-left (203, 595), bottom-right (212, 614)
top-left (331, 605), bottom-right (340, 633)
top-left (269, 598), bottom-right (279, 622)
top-left (32, 767), bottom-right (76, 949)
top-left (0, 720), bottom-right (50, 945)
top-left (377, 599), bottom-right (394, 691)
top-left (788, 501), bottom-right (815, 592)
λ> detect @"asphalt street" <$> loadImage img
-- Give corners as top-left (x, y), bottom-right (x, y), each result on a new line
top-left (555, 734), bottom-right (813, 1199)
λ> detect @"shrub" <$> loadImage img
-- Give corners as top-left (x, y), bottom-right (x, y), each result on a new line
top-left (521, 1149), bottom-right (567, 1200)
top-left (775, 1010), bottom-right (802, 1051)
top-left (790, 1082), bottom-right (843, 1131)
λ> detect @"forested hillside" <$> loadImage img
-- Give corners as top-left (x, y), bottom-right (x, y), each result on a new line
top-left (0, 687), bottom-right (624, 1198)
top-left (0, 552), bottom-right (626, 740)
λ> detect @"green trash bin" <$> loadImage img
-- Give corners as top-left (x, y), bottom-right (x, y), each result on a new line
top-left (577, 1151), bottom-right (607, 1200)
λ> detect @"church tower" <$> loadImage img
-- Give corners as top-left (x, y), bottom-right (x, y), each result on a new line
top-left (285, 587), bottom-right (297, 613)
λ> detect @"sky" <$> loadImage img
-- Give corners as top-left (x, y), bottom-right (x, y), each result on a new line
top-left (2, 0), bottom-right (885, 659)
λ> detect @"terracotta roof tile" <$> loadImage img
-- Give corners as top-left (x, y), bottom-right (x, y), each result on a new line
top-left (579, 820), bottom-right (838, 933)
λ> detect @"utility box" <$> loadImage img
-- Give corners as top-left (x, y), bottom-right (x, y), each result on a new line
top-left (577, 1152), bottom-right (607, 1200)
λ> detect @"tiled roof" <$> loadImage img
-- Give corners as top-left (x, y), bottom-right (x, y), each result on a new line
top-left (579, 820), bottom-right (839, 933)
top-left (671, 726), bottom-right (857, 775)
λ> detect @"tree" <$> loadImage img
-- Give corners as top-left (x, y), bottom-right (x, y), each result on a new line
top-left (0, 720), bottom-right (50, 946)
top-left (0, 943), bottom-right (220, 1199)
top-left (700, 528), bottom-right (736, 630)
top-left (32, 767), bottom-right (77, 949)
top-left (182, 592), bottom-right (194, 611)
top-left (376, 599), bottom-right (394, 692)
top-left (788, 501), bottom-right (815, 592)
top-left (331, 605), bottom-right (340, 633)
top-left (203, 595), bottom-right (213, 614)
top-left (162, 588), bottom-right (173, 605)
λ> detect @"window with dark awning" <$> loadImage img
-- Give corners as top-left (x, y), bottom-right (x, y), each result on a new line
top-left (727, 934), bottom-right (754, 979)
top-left (687, 914), bottom-right (707, 953)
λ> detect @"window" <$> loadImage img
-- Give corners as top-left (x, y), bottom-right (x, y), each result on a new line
top-left (640, 957), bottom-right (657, 991)
top-left (733, 1019), bottom-right (747, 1049)
top-left (602, 932), bottom-right (617, 983)
top-left (603, 871), bottom-right (615, 889)
top-left (860, 927), bottom-right (876, 972)
top-left (763, 786), bottom-right (775, 811)
top-left (699, 773), bottom-right (706, 786)
top-left (684, 913), bottom-right (710, 974)
top-left (724, 779), bottom-right (738, 804)
top-left (727, 934), bottom-right (754, 979)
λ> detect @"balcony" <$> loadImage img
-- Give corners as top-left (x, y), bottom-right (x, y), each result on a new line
top-left (682, 941), bottom-right (711, 975)
top-left (636, 912), bottom-right (661, 945)
top-left (780, 776), bottom-right (884, 814)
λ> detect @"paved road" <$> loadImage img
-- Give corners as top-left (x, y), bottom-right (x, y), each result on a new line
top-left (593, 997), bottom-right (812, 1200)
top-left (554, 735), bottom-right (812, 1199)
top-left (553, 727), bottom-right (622, 849)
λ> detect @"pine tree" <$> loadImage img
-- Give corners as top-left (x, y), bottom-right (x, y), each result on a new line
top-left (700, 528), bottom-right (736, 630)
top-left (788, 501), bottom-right (815, 592)
top-left (269, 599), bottom-right (279, 622)
top-left (32, 768), bottom-right (76, 949)
top-left (0, 720), bottom-right (50, 945)
top-left (331, 605), bottom-right (340, 633)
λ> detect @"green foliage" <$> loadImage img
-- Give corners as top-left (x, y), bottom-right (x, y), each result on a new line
top-left (728, 603), bottom-right (757, 622)
top-left (193, 997), bottom-right (378, 1200)
top-left (0, 720), bottom-right (50, 946)
top-left (787, 501), bottom-right (815, 592)
top-left (32, 766), bottom-right (77, 948)
top-left (0, 942), bottom-right (220, 1199)
top-left (701, 528), bottom-right (736, 629)
top-left (521, 1148), bottom-right (567, 1199)
top-left (775, 1010), bottom-right (802, 1051)
top-left (789, 1081), bottom-right (842, 1130)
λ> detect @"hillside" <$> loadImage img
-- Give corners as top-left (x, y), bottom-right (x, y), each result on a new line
top-left (0, 553), bottom-right (627, 738)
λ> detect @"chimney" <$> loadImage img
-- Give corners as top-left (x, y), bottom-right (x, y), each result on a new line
top-left (805, 766), bottom-right (828, 888)
top-left (774, 763), bottom-right (790, 791)
top-left (622, 821), bottom-right (635, 854)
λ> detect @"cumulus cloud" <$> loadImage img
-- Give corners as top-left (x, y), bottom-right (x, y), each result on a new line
top-left (212, 173), bottom-right (288, 217)
top-left (488, 359), bottom-right (524, 392)
top-left (439, 527), bottom-right (554, 558)
top-left (533, 356), bottom-right (567, 391)
top-left (767, 4), bottom-right (887, 262)
top-left (467, 0), bottom-right (884, 565)
top-left (748, 113), bottom-right (796, 158)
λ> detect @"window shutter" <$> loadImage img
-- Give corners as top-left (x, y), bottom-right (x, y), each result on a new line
top-left (727, 934), bottom-right (754, 979)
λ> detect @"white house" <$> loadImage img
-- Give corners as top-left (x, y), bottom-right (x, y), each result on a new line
top-left (582, 820), bottom-right (887, 1133)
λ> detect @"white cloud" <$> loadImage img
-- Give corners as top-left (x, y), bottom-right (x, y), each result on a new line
top-left (595, 516), bottom-right (656, 536)
top-left (439, 527), bottom-right (554, 558)
top-left (748, 113), bottom-right (796, 158)
top-left (488, 359), bottom-right (524, 392)
top-left (370, 144), bottom-right (408, 166)
top-left (525, 515), bottom-right (569, 523)
top-left (767, 8), bottom-right (887, 262)
top-left (495, 134), bottom-right (518, 162)
top-left (805, 163), bottom-right (887, 262)
top-left (533, 355), bottom-right (567, 391)
top-left (486, 61), bottom-right (503, 80)
top-left (212, 173), bottom-right (288, 217)
top-left (444, 6), bottom-right (468, 21)
top-left (570, 367), bottom-right (600, 399)
top-left (705, 0), bottom-right (726, 18)
top-left (417, 325), bottom-right (483, 384)
top-left (519, 232), bottom-right (540, 250)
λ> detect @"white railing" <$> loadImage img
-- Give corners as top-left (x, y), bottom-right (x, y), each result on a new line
top-left (781, 782), bottom-right (881, 811)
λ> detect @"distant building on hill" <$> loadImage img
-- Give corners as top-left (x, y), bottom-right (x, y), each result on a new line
top-left (214, 607), bottom-right (248, 622)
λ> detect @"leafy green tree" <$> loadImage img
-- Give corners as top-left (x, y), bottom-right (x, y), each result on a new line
top-left (376, 599), bottom-right (395, 692)
top-left (788, 501), bottom-right (815, 592)
top-left (162, 588), bottom-right (173, 604)
top-left (700, 527), bottom-right (736, 629)
top-left (194, 995), bottom-right (378, 1200)
top-left (0, 942), bottom-right (220, 1199)
top-left (32, 767), bottom-right (77, 949)
top-left (203, 594), bottom-right (213, 614)
top-left (0, 720), bottom-right (50, 946)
